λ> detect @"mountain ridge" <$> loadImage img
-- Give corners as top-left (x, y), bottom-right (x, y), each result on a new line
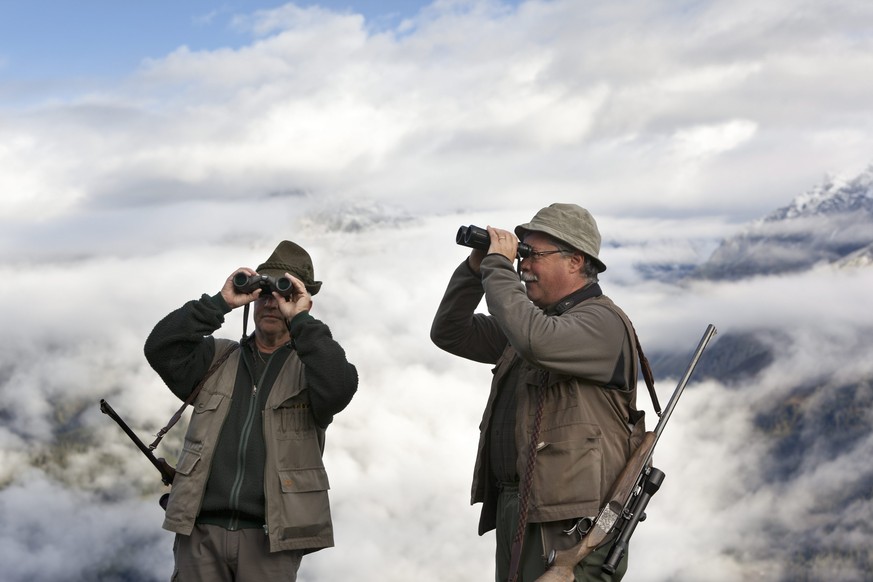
top-left (690, 165), bottom-right (873, 281)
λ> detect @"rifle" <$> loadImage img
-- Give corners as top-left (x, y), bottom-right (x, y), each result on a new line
top-left (536, 324), bottom-right (717, 582)
top-left (99, 399), bottom-right (176, 487)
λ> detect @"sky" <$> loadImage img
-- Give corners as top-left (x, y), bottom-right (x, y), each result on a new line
top-left (0, 1), bottom-right (445, 77)
top-left (1, 1), bottom-right (873, 581)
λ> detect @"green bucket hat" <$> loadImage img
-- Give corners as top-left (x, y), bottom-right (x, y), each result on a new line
top-left (257, 240), bottom-right (322, 295)
top-left (515, 203), bottom-right (607, 272)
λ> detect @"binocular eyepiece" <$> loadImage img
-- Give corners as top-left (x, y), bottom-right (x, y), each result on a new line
top-left (232, 272), bottom-right (293, 298)
top-left (456, 225), bottom-right (532, 259)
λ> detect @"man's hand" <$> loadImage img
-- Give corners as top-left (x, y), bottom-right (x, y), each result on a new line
top-left (487, 225), bottom-right (518, 263)
top-left (467, 226), bottom-right (518, 274)
top-left (220, 268), bottom-right (262, 309)
top-left (276, 273), bottom-right (313, 321)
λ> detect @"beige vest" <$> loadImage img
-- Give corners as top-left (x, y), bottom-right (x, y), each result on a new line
top-left (162, 338), bottom-right (334, 552)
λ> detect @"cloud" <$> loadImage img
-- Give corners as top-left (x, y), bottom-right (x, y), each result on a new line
top-left (1, 198), bottom-right (871, 580)
top-left (4, 0), bottom-right (873, 224)
top-left (0, 472), bottom-right (172, 581)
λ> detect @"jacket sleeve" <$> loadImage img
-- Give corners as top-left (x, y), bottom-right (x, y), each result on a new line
top-left (479, 254), bottom-right (628, 384)
top-left (143, 293), bottom-right (230, 400)
top-left (430, 259), bottom-right (508, 365)
top-left (288, 312), bottom-right (358, 428)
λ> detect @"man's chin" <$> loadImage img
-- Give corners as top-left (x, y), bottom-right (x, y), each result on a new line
top-left (525, 288), bottom-right (542, 304)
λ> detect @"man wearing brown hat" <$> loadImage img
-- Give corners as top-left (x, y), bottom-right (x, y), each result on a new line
top-left (431, 204), bottom-right (647, 581)
top-left (145, 240), bottom-right (358, 581)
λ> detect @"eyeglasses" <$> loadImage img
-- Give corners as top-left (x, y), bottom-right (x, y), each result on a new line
top-left (524, 249), bottom-right (571, 261)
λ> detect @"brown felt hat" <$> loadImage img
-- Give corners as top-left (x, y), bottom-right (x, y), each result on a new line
top-left (515, 203), bottom-right (607, 272)
top-left (257, 240), bottom-right (322, 295)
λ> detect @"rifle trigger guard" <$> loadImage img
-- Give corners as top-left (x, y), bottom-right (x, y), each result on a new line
top-left (563, 516), bottom-right (594, 538)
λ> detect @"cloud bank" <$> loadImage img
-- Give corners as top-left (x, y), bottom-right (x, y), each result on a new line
top-left (3, 0), bottom-right (873, 231)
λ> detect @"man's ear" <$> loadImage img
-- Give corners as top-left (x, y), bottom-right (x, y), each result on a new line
top-left (568, 253), bottom-right (585, 274)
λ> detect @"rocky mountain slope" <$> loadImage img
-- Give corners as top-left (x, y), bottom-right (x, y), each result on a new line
top-left (692, 165), bottom-right (873, 280)
top-left (644, 165), bottom-right (873, 580)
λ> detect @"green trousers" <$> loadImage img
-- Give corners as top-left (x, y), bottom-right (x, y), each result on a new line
top-left (495, 485), bottom-right (628, 582)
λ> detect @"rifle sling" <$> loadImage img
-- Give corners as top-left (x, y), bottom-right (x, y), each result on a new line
top-left (632, 325), bottom-right (660, 417)
top-left (148, 343), bottom-right (240, 451)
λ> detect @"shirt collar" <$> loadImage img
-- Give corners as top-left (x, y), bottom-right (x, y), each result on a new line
top-left (545, 282), bottom-right (602, 315)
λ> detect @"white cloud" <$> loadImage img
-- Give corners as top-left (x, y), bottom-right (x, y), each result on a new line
top-left (672, 120), bottom-right (758, 159)
top-left (3, 0), bottom-right (873, 224)
top-left (1, 200), bottom-right (871, 580)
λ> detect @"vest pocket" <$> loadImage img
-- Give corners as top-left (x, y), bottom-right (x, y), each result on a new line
top-left (532, 430), bottom-right (602, 509)
top-left (278, 467), bottom-right (331, 493)
top-left (175, 440), bottom-right (203, 476)
top-left (185, 392), bottom-right (225, 444)
top-left (193, 391), bottom-right (223, 413)
top-left (273, 401), bottom-right (316, 440)
top-left (275, 468), bottom-right (333, 541)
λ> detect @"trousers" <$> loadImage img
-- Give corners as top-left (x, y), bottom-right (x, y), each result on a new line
top-left (171, 523), bottom-right (303, 582)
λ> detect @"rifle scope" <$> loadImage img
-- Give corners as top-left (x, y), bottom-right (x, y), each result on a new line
top-left (232, 273), bottom-right (293, 298)
top-left (456, 224), bottom-right (533, 259)
top-left (602, 467), bottom-right (666, 574)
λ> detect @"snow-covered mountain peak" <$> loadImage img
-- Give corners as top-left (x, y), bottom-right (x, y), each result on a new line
top-left (767, 164), bottom-right (873, 222)
top-left (691, 164), bottom-right (873, 280)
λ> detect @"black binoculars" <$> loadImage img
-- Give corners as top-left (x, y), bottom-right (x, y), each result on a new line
top-left (456, 225), bottom-right (532, 258)
top-left (232, 273), bottom-right (294, 298)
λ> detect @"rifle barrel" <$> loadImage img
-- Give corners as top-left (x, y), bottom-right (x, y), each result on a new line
top-left (653, 324), bottom-right (717, 441)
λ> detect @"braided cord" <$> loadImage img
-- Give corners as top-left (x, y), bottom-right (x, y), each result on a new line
top-left (508, 370), bottom-right (548, 582)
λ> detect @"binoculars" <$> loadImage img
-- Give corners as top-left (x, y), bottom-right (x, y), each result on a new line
top-left (232, 272), bottom-right (294, 298)
top-left (456, 225), bottom-right (532, 258)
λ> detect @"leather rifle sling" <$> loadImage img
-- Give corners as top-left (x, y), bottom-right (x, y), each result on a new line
top-left (632, 325), bottom-right (660, 416)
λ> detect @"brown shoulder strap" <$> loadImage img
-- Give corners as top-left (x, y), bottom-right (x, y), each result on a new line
top-left (598, 300), bottom-right (661, 417)
top-left (148, 343), bottom-right (240, 450)
top-left (631, 325), bottom-right (661, 417)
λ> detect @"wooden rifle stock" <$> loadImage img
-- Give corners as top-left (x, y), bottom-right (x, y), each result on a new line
top-left (536, 433), bottom-right (656, 582)
top-left (535, 324), bottom-right (717, 582)
top-left (100, 399), bottom-right (176, 486)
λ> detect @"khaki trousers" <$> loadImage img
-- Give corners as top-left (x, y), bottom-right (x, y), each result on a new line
top-left (495, 485), bottom-right (628, 582)
top-left (172, 524), bottom-right (303, 582)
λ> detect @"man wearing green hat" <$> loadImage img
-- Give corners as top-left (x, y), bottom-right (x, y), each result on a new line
top-left (145, 240), bottom-right (358, 581)
top-left (431, 204), bottom-right (647, 581)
